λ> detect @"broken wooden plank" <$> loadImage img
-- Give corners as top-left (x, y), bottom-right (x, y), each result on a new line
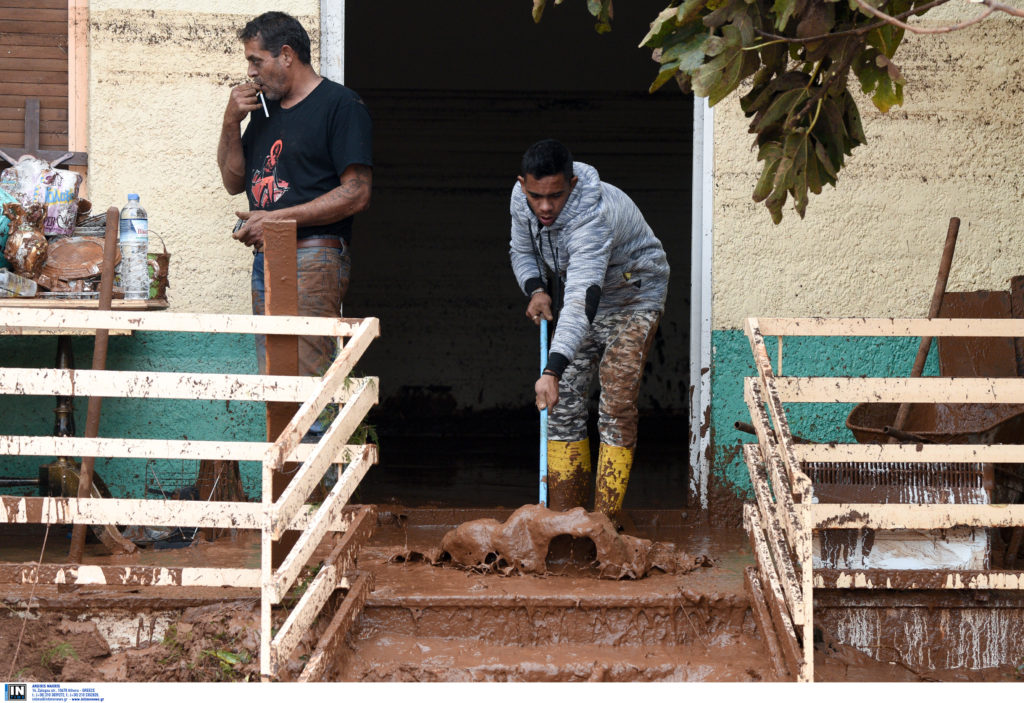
top-left (0, 307), bottom-right (369, 337)
top-left (813, 569), bottom-right (1024, 590)
top-left (271, 447), bottom-right (377, 601)
top-left (270, 380), bottom-right (378, 535)
top-left (0, 435), bottom-right (368, 463)
top-left (0, 368), bottom-right (372, 403)
top-left (743, 503), bottom-right (803, 677)
top-left (744, 566), bottom-right (790, 680)
top-left (756, 317), bottom-right (1024, 338)
top-left (297, 571), bottom-right (374, 682)
top-left (0, 563), bottom-right (259, 588)
top-left (814, 503), bottom-right (1024, 530)
top-left (270, 506), bottom-right (376, 673)
top-left (743, 444), bottom-right (804, 626)
top-left (774, 376), bottom-right (1024, 404)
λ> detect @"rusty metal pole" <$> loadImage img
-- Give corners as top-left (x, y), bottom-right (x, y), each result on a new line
top-left (68, 207), bottom-right (132, 561)
top-left (889, 217), bottom-right (960, 440)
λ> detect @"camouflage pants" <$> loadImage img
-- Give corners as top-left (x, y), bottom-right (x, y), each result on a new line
top-left (548, 310), bottom-right (661, 448)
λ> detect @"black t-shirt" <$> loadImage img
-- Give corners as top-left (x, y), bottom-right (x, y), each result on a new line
top-left (241, 78), bottom-right (372, 242)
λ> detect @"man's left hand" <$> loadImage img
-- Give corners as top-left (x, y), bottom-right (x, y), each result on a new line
top-left (232, 210), bottom-right (266, 249)
top-left (535, 373), bottom-right (559, 411)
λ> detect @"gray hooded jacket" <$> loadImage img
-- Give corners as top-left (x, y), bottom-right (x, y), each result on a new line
top-left (509, 162), bottom-right (669, 376)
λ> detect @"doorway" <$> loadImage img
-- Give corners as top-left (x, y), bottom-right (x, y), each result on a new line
top-left (342, 1), bottom-right (694, 508)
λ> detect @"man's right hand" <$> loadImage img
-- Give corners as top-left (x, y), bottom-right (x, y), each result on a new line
top-left (225, 83), bottom-right (260, 124)
top-left (526, 291), bottom-right (553, 326)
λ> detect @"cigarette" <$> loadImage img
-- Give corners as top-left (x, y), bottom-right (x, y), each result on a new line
top-left (257, 90), bottom-right (269, 118)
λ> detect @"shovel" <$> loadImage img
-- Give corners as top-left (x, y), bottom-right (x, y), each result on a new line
top-left (539, 318), bottom-right (548, 507)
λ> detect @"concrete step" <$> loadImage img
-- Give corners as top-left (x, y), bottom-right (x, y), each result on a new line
top-left (336, 634), bottom-right (773, 682)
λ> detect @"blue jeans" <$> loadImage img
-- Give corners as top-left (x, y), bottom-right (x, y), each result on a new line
top-left (252, 245), bottom-right (351, 438)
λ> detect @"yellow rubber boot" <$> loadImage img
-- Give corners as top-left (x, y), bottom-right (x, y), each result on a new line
top-left (594, 443), bottom-right (634, 518)
top-left (547, 439), bottom-right (591, 511)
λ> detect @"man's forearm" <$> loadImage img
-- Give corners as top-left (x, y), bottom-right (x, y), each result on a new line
top-left (265, 164), bottom-right (372, 228)
top-left (218, 120), bottom-right (246, 195)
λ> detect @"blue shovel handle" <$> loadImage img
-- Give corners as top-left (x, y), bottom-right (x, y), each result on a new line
top-left (539, 318), bottom-right (548, 507)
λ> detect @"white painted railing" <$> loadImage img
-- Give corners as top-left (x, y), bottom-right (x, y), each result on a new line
top-left (0, 308), bottom-right (380, 680)
top-left (742, 317), bottom-right (1024, 682)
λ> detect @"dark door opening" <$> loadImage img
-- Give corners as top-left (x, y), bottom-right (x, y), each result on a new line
top-left (343, 1), bottom-right (693, 508)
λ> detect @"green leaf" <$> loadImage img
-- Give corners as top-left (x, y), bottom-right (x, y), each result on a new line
top-left (750, 87), bottom-right (805, 133)
top-left (661, 32), bottom-right (711, 70)
top-left (753, 154), bottom-right (783, 202)
top-left (677, 0), bottom-right (710, 24)
top-left (772, 0), bottom-right (797, 30)
top-left (843, 93), bottom-right (867, 144)
top-left (866, 22), bottom-right (904, 58)
top-left (649, 59), bottom-right (683, 92)
top-left (640, 7), bottom-right (680, 47)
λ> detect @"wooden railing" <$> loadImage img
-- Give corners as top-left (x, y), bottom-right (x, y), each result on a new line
top-left (0, 308), bottom-right (380, 680)
top-left (742, 317), bottom-right (1024, 682)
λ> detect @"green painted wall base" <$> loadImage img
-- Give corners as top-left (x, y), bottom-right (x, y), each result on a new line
top-left (0, 332), bottom-right (265, 498)
top-left (710, 329), bottom-right (939, 497)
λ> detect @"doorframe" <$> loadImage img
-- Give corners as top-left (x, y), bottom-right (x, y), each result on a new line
top-left (320, 0), bottom-right (345, 83)
top-left (688, 97), bottom-right (713, 511)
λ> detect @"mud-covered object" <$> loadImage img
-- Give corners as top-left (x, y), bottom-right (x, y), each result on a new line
top-left (147, 238), bottom-right (170, 300)
top-left (437, 504), bottom-right (704, 579)
top-left (36, 236), bottom-right (121, 291)
top-left (3, 201), bottom-right (47, 278)
top-left (0, 154), bottom-right (82, 237)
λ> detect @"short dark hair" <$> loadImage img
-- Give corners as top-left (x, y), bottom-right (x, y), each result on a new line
top-left (239, 12), bottom-right (312, 65)
top-left (521, 139), bottom-right (574, 181)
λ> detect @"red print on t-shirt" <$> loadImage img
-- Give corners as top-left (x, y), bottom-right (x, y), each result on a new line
top-left (250, 139), bottom-right (291, 207)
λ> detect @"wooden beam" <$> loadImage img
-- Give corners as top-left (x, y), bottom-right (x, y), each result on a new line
top-left (270, 505), bottom-right (375, 674)
top-left (743, 504), bottom-right (803, 678)
top-left (298, 572), bottom-right (374, 682)
top-left (263, 320), bottom-right (380, 482)
top-left (755, 317), bottom-right (1024, 338)
top-left (0, 495), bottom-right (361, 533)
top-left (743, 378), bottom-right (801, 538)
top-left (0, 368), bottom-right (374, 403)
top-left (0, 435), bottom-right (368, 463)
top-left (775, 376), bottom-right (1024, 404)
top-left (743, 444), bottom-right (804, 625)
top-left (813, 569), bottom-right (1024, 590)
top-left (795, 443), bottom-right (1024, 464)
top-left (271, 446), bottom-right (377, 601)
top-left (0, 563), bottom-right (259, 588)
top-left (0, 308), bottom-right (367, 337)
top-left (813, 503), bottom-right (1024, 530)
top-left (270, 380), bottom-right (378, 537)
top-left (744, 566), bottom-right (790, 680)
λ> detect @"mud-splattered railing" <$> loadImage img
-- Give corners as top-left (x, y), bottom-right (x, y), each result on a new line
top-left (742, 317), bottom-right (1024, 682)
top-left (0, 308), bottom-right (380, 681)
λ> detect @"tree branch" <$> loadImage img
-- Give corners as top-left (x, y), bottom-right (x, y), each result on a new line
top-left (855, 0), bottom-right (997, 34)
top-left (979, 0), bottom-right (1024, 17)
top-left (754, 0), bottom-right (951, 43)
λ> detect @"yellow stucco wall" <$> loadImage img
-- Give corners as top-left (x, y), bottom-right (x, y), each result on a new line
top-left (86, 1), bottom-right (319, 313)
top-left (712, 14), bottom-right (1024, 329)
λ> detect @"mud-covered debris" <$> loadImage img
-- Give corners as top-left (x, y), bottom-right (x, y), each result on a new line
top-left (432, 504), bottom-right (698, 580)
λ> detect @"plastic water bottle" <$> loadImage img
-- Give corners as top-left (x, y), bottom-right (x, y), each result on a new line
top-left (118, 194), bottom-right (149, 300)
top-left (0, 268), bottom-right (37, 297)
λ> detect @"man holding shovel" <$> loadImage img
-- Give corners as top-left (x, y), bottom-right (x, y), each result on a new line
top-left (509, 139), bottom-right (669, 522)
